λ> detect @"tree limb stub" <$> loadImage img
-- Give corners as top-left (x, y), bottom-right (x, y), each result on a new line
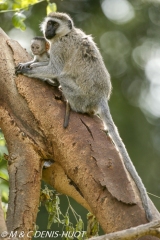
top-left (90, 220), bottom-right (160, 240)
top-left (0, 28), bottom-right (160, 239)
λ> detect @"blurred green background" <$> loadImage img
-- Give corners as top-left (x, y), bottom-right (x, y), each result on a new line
top-left (0, 0), bottom-right (160, 238)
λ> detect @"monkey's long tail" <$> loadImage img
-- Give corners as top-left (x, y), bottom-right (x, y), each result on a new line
top-left (99, 100), bottom-right (152, 222)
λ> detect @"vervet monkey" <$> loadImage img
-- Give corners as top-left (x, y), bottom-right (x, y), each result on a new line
top-left (16, 12), bottom-right (152, 221)
top-left (15, 36), bottom-right (70, 126)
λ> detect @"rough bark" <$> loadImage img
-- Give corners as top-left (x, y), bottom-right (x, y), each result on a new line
top-left (0, 28), bottom-right (160, 239)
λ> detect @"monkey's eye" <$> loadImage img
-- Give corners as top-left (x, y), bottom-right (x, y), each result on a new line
top-left (47, 20), bottom-right (59, 28)
top-left (47, 21), bottom-right (52, 26)
top-left (53, 22), bottom-right (59, 27)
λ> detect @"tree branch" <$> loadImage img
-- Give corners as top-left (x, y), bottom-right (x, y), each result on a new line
top-left (90, 220), bottom-right (160, 240)
top-left (0, 28), bottom-right (160, 239)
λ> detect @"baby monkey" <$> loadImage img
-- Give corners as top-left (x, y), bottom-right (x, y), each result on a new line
top-left (16, 36), bottom-right (70, 128)
top-left (16, 36), bottom-right (50, 69)
top-left (16, 37), bottom-right (58, 87)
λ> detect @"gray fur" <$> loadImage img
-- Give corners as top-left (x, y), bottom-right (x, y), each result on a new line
top-left (17, 12), bottom-right (152, 221)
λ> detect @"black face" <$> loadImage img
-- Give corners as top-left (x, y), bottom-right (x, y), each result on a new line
top-left (45, 20), bottom-right (59, 39)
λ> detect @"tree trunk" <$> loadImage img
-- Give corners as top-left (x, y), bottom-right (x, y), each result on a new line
top-left (0, 28), bottom-right (159, 239)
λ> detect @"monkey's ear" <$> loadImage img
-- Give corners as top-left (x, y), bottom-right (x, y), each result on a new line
top-left (46, 41), bottom-right (50, 51)
top-left (68, 20), bottom-right (72, 29)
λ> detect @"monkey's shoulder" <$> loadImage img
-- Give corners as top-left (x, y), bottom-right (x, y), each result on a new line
top-left (54, 29), bottom-right (100, 63)
top-left (80, 36), bottom-right (98, 61)
top-left (72, 29), bottom-right (99, 61)
top-left (68, 30), bottom-right (98, 61)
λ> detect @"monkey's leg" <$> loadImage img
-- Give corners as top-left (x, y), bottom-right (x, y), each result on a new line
top-left (63, 100), bottom-right (71, 128)
top-left (59, 77), bottom-right (86, 113)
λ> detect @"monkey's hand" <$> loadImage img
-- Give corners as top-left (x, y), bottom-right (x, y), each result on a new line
top-left (15, 65), bottom-right (30, 76)
top-left (15, 62), bottom-right (33, 76)
top-left (15, 65), bottom-right (38, 77)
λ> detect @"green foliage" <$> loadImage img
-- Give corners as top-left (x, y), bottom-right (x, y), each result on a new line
top-left (86, 213), bottom-right (99, 238)
top-left (46, 2), bottom-right (56, 15)
top-left (12, 12), bottom-right (26, 30)
top-left (0, 0), bottom-right (57, 30)
top-left (0, 131), bottom-right (9, 218)
top-left (0, 0), bottom-right (8, 10)
top-left (12, 0), bottom-right (39, 9)
top-left (0, 131), bottom-right (7, 154)
top-left (40, 186), bottom-right (99, 239)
